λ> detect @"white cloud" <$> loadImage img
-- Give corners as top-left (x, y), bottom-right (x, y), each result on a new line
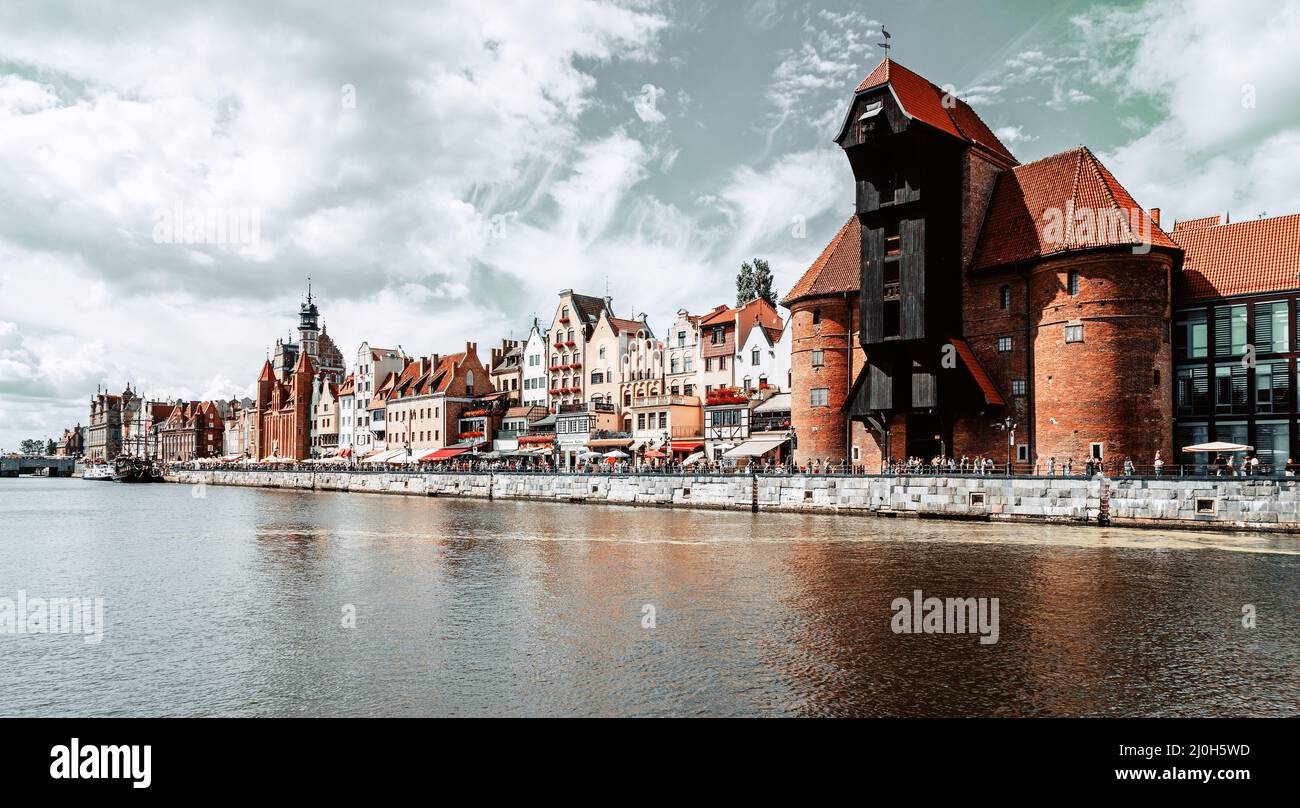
top-left (633, 83), bottom-right (667, 123)
top-left (994, 125), bottom-right (1038, 145)
top-left (1077, 0), bottom-right (1300, 221)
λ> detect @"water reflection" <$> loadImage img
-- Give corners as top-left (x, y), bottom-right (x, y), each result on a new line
top-left (0, 478), bottom-right (1296, 717)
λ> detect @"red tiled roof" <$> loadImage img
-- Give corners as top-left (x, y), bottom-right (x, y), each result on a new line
top-left (696, 303), bottom-right (733, 327)
top-left (853, 59), bottom-right (1017, 166)
top-left (1171, 215), bottom-right (1222, 232)
top-left (1172, 213), bottom-right (1300, 300)
top-left (782, 216), bottom-right (860, 305)
top-left (735, 297), bottom-right (783, 348)
top-left (608, 316), bottom-right (647, 334)
top-left (971, 147), bottom-right (1177, 271)
top-left (430, 352), bottom-right (466, 394)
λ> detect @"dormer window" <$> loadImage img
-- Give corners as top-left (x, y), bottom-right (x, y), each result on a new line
top-left (859, 100), bottom-right (883, 121)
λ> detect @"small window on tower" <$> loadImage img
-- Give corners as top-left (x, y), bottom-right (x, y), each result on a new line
top-left (1000, 285), bottom-right (1011, 310)
top-left (884, 220), bottom-right (901, 257)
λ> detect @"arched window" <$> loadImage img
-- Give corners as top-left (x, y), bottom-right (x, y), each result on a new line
top-left (466, 371), bottom-right (474, 395)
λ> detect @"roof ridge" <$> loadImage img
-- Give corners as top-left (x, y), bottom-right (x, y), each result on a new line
top-left (781, 215), bottom-right (855, 305)
top-left (1065, 148), bottom-right (1085, 249)
top-left (1081, 147), bottom-right (1140, 244)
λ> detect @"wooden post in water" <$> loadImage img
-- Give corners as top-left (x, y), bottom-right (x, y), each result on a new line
top-left (1097, 475), bottom-right (1111, 527)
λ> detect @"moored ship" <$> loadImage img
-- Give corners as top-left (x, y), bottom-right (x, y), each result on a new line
top-left (111, 455), bottom-right (163, 483)
top-left (83, 461), bottom-right (115, 481)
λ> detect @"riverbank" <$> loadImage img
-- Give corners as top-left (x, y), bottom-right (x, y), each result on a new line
top-left (163, 469), bottom-right (1300, 532)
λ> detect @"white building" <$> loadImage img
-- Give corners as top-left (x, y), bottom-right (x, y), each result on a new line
top-left (734, 300), bottom-right (788, 393)
top-left (353, 342), bottom-right (406, 455)
top-left (662, 308), bottom-right (702, 398)
top-left (521, 320), bottom-right (549, 409)
top-left (337, 373), bottom-right (356, 458)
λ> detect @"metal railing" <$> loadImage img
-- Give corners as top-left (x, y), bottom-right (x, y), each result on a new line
top-left (166, 459), bottom-right (1299, 479)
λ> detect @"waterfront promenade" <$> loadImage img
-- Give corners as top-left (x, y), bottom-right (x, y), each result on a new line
top-left (165, 467), bottom-right (1300, 533)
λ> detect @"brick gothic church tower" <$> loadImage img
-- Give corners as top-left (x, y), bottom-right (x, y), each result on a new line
top-left (784, 58), bottom-right (1178, 470)
top-left (253, 340), bottom-right (315, 460)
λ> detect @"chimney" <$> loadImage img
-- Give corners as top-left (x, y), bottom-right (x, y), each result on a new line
top-left (1148, 207), bottom-right (1160, 227)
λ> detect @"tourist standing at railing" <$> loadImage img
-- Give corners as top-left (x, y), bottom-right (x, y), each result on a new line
top-left (1153, 451), bottom-right (1163, 476)
top-left (1123, 457), bottom-right (1135, 476)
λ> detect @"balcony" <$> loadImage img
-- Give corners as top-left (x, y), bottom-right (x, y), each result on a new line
top-left (633, 395), bottom-right (699, 408)
top-left (752, 416), bottom-right (792, 433)
top-left (558, 401), bottom-right (616, 415)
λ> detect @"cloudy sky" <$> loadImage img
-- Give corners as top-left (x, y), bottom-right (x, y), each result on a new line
top-left (1, 0), bottom-right (1298, 450)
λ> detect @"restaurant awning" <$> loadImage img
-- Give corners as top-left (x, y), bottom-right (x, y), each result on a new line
top-left (671, 440), bottom-right (703, 452)
top-left (588, 438), bottom-right (633, 448)
top-left (420, 447), bottom-right (469, 461)
top-left (361, 449), bottom-right (407, 465)
top-left (723, 437), bottom-right (789, 458)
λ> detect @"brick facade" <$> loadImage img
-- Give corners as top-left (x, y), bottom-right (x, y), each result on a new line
top-left (788, 297), bottom-right (853, 464)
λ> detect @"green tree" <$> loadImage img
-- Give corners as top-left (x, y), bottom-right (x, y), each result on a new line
top-left (20, 439), bottom-right (44, 455)
top-left (751, 258), bottom-right (776, 306)
top-left (737, 258), bottom-right (777, 306)
top-left (735, 261), bottom-right (755, 307)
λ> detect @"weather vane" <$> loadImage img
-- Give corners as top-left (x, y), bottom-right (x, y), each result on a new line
top-left (878, 25), bottom-right (891, 55)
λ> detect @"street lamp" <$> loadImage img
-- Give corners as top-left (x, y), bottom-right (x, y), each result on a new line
top-left (995, 416), bottom-right (1016, 475)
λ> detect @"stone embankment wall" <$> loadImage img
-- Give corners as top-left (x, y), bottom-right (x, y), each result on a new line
top-left (165, 470), bottom-right (1300, 532)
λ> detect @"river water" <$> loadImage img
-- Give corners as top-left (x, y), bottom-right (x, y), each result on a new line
top-left (0, 477), bottom-right (1296, 717)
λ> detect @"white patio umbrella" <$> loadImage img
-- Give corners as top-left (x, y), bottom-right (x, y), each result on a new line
top-left (577, 450), bottom-right (604, 460)
top-left (1182, 442), bottom-right (1253, 452)
top-left (604, 450), bottom-right (630, 458)
top-left (682, 451), bottom-right (705, 465)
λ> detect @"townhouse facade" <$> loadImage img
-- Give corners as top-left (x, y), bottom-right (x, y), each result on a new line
top-left (521, 321), bottom-right (549, 409)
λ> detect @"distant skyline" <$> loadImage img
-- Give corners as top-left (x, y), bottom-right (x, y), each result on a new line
top-left (2, 0), bottom-right (1298, 450)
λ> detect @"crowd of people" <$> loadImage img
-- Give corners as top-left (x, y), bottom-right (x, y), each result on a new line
top-left (166, 449), bottom-right (1298, 477)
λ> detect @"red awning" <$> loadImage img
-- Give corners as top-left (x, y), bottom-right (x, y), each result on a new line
top-left (671, 441), bottom-right (703, 452)
top-left (420, 448), bottom-right (468, 461)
